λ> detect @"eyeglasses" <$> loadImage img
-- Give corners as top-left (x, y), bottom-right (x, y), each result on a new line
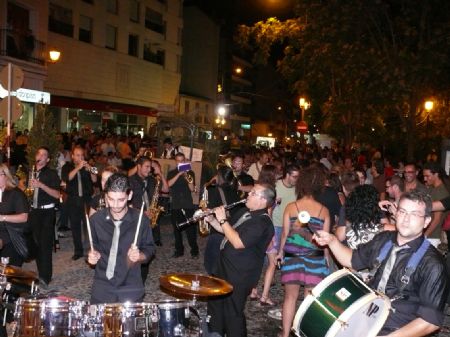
top-left (396, 208), bottom-right (426, 221)
top-left (249, 190), bottom-right (265, 198)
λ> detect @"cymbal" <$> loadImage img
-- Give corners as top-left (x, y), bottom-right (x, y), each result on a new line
top-left (0, 263), bottom-right (37, 280)
top-left (160, 273), bottom-right (233, 298)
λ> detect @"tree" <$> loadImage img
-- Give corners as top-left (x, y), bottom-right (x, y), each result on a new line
top-left (237, 0), bottom-right (450, 160)
top-left (27, 104), bottom-right (59, 167)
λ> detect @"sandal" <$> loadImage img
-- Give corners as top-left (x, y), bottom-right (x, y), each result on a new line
top-left (259, 296), bottom-right (276, 306)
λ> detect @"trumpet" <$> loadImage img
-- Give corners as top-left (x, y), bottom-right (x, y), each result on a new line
top-left (184, 171), bottom-right (195, 184)
top-left (176, 199), bottom-right (246, 230)
top-left (85, 165), bottom-right (98, 175)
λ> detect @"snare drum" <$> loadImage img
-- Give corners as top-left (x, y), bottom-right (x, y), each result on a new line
top-left (14, 296), bottom-right (84, 337)
top-left (156, 300), bottom-right (192, 337)
top-left (292, 269), bottom-right (390, 337)
top-left (82, 302), bottom-right (159, 337)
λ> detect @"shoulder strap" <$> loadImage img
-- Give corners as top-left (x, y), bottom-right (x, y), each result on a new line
top-left (400, 239), bottom-right (431, 287)
top-left (294, 201), bottom-right (300, 213)
top-left (366, 239), bottom-right (394, 281)
top-left (317, 205), bottom-right (324, 218)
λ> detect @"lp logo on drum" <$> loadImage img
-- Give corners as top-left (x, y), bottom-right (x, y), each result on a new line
top-left (366, 302), bottom-right (380, 317)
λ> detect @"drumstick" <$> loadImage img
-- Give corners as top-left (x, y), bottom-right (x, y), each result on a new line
top-left (85, 213), bottom-right (94, 251)
top-left (133, 201), bottom-right (145, 247)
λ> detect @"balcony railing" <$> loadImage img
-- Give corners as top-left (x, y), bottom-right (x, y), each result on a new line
top-left (0, 28), bottom-right (46, 65)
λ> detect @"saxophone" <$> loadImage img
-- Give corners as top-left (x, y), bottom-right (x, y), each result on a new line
top-left (24, 164), bottom-right (36, 199)
top-left (148, 176), bottom-right (164, 228)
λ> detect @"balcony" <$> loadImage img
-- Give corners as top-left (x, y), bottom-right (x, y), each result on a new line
top-left (0, 28), bottom-right (46, 65)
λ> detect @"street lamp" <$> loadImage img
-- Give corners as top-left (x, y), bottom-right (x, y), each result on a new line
top-left (299, 97), bottom-right (310, 121)
top-left (48, 48), bottom-right (61, 63)
top-left (424, 100), bottom-right (434, 112)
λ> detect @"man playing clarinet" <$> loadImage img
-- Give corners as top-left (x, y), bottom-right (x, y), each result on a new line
top-left (87, 173), bottom-right (155, 303)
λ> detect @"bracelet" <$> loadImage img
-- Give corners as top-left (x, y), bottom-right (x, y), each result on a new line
top-left (219, 218), bottom-right (228, 225)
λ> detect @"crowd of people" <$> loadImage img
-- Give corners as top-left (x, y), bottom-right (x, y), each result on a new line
top-left (1, 129), bottom-right (450, 337)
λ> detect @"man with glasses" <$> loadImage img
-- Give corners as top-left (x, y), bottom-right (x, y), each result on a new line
top-left (314, 191), bottom-right (448, 337)
top-left (206, 183), bottom-right (275, 337)
top-left (403, 162), bottom-right (426, 193)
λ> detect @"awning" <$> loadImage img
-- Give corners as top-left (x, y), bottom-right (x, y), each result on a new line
top-left (51, 96), bottom-right (158, 117)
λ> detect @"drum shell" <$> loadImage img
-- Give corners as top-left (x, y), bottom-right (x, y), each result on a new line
top-left (14, 298), bottom-right (42, 337)
top-left (82, 302), bottom-right (159, 337)
top-left (293, 269), bottom-right (390, 337)
top-left (156, 300), bottom-right (191, 337)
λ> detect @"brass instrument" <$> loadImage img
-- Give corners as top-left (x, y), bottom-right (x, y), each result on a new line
top-left (197, 184), bottom-right (210, 236)
top-left (176, 199), bottom-right (246, 230)
top-left (87, 166), bottom-right (99, 175)
top-left (148, 175), bottom-right (164, 228)
top-left (143, 149), bottom-right (154, 158)
top-left (24, 164), bottom-right (36, 198)
top-left (223, 156), bottom-right (245, 198)
top-left (185, 171), bottom-right (195, 184)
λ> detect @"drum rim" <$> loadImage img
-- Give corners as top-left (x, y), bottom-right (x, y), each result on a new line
top-left (325, 293), bottom-right (391, 337)
top-left (156, 299), bottom-right (192, 309)
top-left (312, 269), bottom-right (353, 297)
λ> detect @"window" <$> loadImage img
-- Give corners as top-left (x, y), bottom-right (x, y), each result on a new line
top-left (143, 43), bottom-right (165, 66)
top-left (106, 0), bottom-right (118, 14)
top-left (49, 3), bottom-right (73, 37)
top-left (130, 0), bottom-right (139, 22)
top-left (145, 8), bottom-right (164, 34)
top-left (79, 15), bottom-right (92, 43)
top-left (106, 25), bottom-right (117, 49)
top-left (128, 34), bottom-right (139, 56)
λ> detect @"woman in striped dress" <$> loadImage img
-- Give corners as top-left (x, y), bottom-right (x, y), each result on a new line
top-left (277, 166), bottom-right (331, 337)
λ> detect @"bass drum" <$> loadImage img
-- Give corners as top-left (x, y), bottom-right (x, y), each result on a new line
top-left (292, 269), bottom-right (390, 337)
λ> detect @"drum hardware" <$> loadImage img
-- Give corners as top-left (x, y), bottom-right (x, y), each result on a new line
top-left (176, 199), bottom-right (246, 230)
top-left (292, 268), bottom-right (390, 337)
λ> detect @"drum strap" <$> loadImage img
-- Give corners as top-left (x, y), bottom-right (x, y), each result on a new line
top-left (369, 238), bottom-right (430, 299)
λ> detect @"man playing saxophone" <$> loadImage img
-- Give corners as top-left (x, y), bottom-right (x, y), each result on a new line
top-left (129, 156), bottom-right (168, 282)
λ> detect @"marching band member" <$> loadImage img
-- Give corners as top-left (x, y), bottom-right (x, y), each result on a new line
top-left (314, 191), bottom-right (448, 337)
top-left (167, 152), bottom-right (199, 258)
top-left (205, 183), bottom-right (275, 337)
top-left (61, 146), bottom-right (97, 261)
top-left (87, 173), bottom-right (155, 303)
top-left (28, 147), bottom-right (61, 287)
top-left (89, 165), bottom-right (119, 216)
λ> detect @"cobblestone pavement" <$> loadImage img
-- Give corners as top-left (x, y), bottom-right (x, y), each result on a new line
top-left (16, 214), bottom-right (450, 337)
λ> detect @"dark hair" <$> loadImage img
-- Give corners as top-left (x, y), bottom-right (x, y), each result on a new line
top-left (217, 165), bottom-right (236, 187)
top-left (175, 152), bottom-right (185, 159)
top-left (258, 164), bottom-right (277, 187)
top-left (372, 159), bottom-right (384, 175)
top-left (327, 172), bottom-right (343, 194)
top-left (423, 162), bottom-right (447, 179)
top-left (399, 190), bottom-right (432, 217)
top-left (346, 184), bottom-right (381, 233)
top-left (136, 156), bottom-right (151, 166)
top-left (105, 173), bottom-right (131, 194)
top-left (259, 183), bottom-right (276, 208)
top-left (284, 164), bottom-right (300, 177)
top-left (296, 166), bottom-right (326, 200)
top-left (163, 138), bottom-right (172, 145)
top-left (37, 146), bottom-right (51, 158)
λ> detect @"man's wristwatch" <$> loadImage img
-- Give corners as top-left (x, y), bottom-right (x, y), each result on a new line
top-left (219, 218), bottom-right (228, 225)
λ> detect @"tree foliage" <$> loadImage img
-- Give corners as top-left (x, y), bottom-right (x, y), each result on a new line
top-left (237, 0), bottom-right (450, 160)
top-left (27, 104), bottom-right (59, 167)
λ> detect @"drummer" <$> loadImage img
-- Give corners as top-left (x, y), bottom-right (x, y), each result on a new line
top-left (87, 173), bottom-right (155, 303)
top-left (314, 190), bottom-right (449, 336)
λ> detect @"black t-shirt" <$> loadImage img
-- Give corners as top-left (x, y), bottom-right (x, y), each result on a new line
top-left (35, 166), bottom-right (60, 206)
top-left (217, 208), bottom-right (274, 287)
top-left (129, 173), bottom-right (157, 210)
top-left (0, 188), bottom-right (29, 244)
top-left (167, 169), bottom-right (194, 209)
top-left (352, 231), bottom-right (448, 332)
top-left (317, 186), bottom-right (341, 226)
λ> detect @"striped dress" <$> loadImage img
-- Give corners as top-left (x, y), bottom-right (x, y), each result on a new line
top-left (281, 216), bottom-right (330, 286)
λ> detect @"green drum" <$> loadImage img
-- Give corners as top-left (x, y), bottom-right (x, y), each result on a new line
top-left (292, 269), bottom-right (390, 337)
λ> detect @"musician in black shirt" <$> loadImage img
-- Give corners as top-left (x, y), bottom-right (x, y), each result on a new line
top-left (61, 146), bottom-right (97, 260)
top-left (29, 147), bottom-right (61, 286)
top-left (167, 152), bottom-right (199, 258)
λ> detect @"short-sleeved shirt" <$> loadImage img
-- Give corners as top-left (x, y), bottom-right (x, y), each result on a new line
top-left (217, 208), bottom-right (274, 287)
top-left (34, 166), bottom-right (60, 206)
top-left (272, 179), bottom-right (296, 227)
top-left (167, 169), bottom-right (194, 209)
top-left (352, 231), bottom-right (448, 333)
top-left (428, 183), bottom-right (450, 238)
top-left (0, 187), bottom-right (29, 245)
